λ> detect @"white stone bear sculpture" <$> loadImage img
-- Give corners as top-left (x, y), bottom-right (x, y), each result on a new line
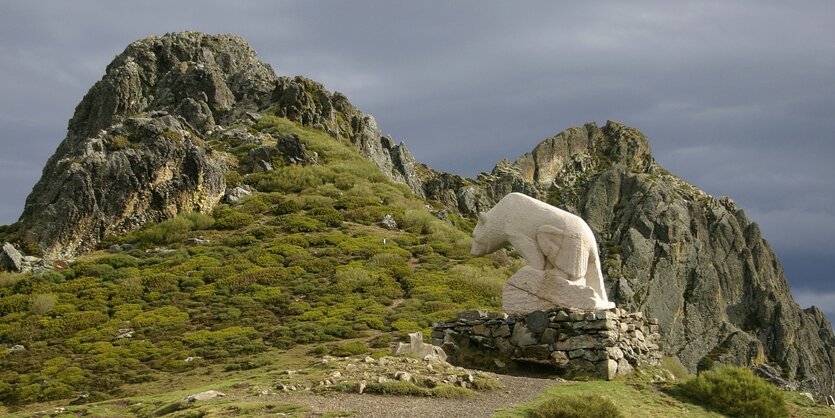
top-left (471, 192), bottom-right (615, 312)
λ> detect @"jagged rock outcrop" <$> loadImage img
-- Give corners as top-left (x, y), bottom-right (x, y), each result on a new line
top-left (14, 32), bottom-right (422, 257)
top-left (20, 114), bottom-right (225, 258)
top-left (420, 120), bottom-right (835, 400)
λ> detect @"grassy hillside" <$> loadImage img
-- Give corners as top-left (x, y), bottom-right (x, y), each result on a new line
top-left (2, 116), bottom-right (833, 417)
top-left (0, 115), bottom-right (519, 409)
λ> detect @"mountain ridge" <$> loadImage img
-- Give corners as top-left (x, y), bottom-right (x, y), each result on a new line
top-left (2, 31), bottom-right (834, 401)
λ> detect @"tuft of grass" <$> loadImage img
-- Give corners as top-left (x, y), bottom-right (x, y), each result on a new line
top-left (675, 366), bottom-right (789, 418)
top-left (661, 356), bottom-right (691, 381)
top-left (353, 380), bottom-right (473, 398)
top-left (525, 393), bottom-right (623, 418)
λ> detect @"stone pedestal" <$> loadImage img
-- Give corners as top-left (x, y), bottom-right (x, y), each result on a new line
top-left (432, 307), bottom-right (661, 380)
top-left (503, 266), bottom-right (614, 313)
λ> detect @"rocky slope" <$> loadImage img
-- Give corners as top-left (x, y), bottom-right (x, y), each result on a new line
top-left (13, 31), bottom-right (421, 258)
top-left (418, 122), bottom-right (835, 398)
top-left (6, 31), bottom-right (834, 399)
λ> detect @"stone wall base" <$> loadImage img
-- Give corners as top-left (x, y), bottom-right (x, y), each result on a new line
top-left (432, 307), bottom-right (662, 380)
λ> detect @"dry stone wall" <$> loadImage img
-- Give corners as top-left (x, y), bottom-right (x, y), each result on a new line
top-left (432, 307), bottom-right (661, 380)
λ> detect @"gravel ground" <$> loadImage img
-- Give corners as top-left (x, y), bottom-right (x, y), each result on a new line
top-left (280, 374), bottom-right (562, 417)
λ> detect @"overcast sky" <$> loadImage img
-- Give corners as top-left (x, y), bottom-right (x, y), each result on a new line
top-left (1, 1), bottom-right (833, 318)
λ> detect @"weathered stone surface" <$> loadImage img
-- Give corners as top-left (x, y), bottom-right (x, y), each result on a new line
top-left (380, 214), bottom-right (398, 230)
top-left (551, 351), bottom-right (569, 366)
top-left (0, 243), bottom-right (23, 272)
top-left (554, 335), bottom-right (598, 351)
top-left (600, 359), bottom-right (618, 380)
top-left (617, 358), bottom-right (634, 375)
top-left (493, 324), bottom-right (511, 338)
top-left (540, 328), bottom-right (558, 345)
top-left (20, 114), bottom-right (225, 258)
top-left (526, 311), bottom-right (549, 334)
top-left (392, 331), bottom-right (447, 362)
top-left (223, 185), bottom-right (253, 204)
top-left (185, 390), bottom-right (225, 402)
top-left (510, 324), bottom-right (537, 346)
top-left (503, 267), bottom-right (612, 313)
top-left (436, 307), bottom-right (661, 380)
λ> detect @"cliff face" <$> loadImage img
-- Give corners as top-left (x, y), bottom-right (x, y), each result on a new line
top-left (419, 121), bottom-right (835, 397)
top-left (16, 32), bottom-right (421, 258)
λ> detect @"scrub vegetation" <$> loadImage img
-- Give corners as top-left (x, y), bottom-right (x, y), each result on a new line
top-left (0, 116), bottom-right (516, 408)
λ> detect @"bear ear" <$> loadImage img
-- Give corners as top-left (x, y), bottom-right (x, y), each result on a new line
top-left (478, 212), bottom-right (487, 224)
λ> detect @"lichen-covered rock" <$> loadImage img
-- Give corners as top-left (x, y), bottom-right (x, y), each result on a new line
top-left (20, 114), bottom-right (225, 258)
top-left (0, 242), bottom-right (23, 272)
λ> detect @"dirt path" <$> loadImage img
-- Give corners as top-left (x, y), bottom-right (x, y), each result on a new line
top-left (279, 374), bottom-right (562, 417)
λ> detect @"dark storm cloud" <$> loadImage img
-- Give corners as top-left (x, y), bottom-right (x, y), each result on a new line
top-left (1, 1), bottom-right (834, 314)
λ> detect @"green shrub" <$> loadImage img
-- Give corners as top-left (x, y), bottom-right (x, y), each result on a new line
top-left (271, 198), bottom-right (301, 215)
top-left (132, 306), bottom-right (189, 330)
top-left (133, 216), bottom-right (191, 244)
top-left (0, 294), bottom-right (30, 315)
top-left (334, 195), bottom-right (380, 210)
top-left (329, 341), bottom-right (369, 357)
top-left (31, 294), bottom-right (57, 315)
top-left (225, 170), bottom-right (242, 187)
top-left (297, 194), bottom-right (335, 210)
top-left (213, 206), bottom-right (255, 230)
top-left (307, 207), bottom-right (343, 227)
top-left (676, 366), bottom-right (788, 418)
top-left (126, 212), bottom-right (213, 245)
top-left (369, 333), bottom-right (394, 348)
top-left (182, 326), bottom-right (264, 359)
top-left (282, 214), bottom-right (323, 233)
top-left (98, 254), bottom-right (140, 269)
top-left (182, 212), bottom-right (215, 230)
top-left (80, 263), bottom-right (115, 278)
top-left (107, 134), bottom-right (138, 151)
top-left (526, 393), bottom-right (623, 418)
top-left (240, 196), bottom-right (270, 214)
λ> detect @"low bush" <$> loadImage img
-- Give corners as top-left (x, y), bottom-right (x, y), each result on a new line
top-left (124, 212), bottom-right (215, 245)
top-left (676, 366), bottom-right (788, 418)
top-left (307, 207), bottom-right (343, 227)
top-left (240, 195), bottom-right (270, 214)
top-left (369, 333), bottom-right (393, 348)
top-left (526, 393), bottom-right (623, 418)
top-left (272, 198), bottom-right (301, 215)
top-left (182, 326), bottom-right (264, 359)
top-left (213, 206), bottom-right (255, 230)
top-left (282, 214), bottom-right (323, 233)
top-left (334, 195), bottom-right (380, 210)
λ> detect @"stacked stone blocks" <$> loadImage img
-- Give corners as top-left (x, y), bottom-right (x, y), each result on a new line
top-left (432, 307), bottom-right (662, 380)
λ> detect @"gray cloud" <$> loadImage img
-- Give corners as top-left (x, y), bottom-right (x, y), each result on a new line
top-left (1, 1), bottom-right (834, 318)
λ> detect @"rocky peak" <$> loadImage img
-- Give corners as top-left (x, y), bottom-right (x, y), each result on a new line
top-left (509, 121), bottom-right (653, 189)
top-left (417, 120), bottom-right (654, 216)
top-left (12, 32), bottom-right (423, 258)
top-left (68, 32), bottom-right (276, 140)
